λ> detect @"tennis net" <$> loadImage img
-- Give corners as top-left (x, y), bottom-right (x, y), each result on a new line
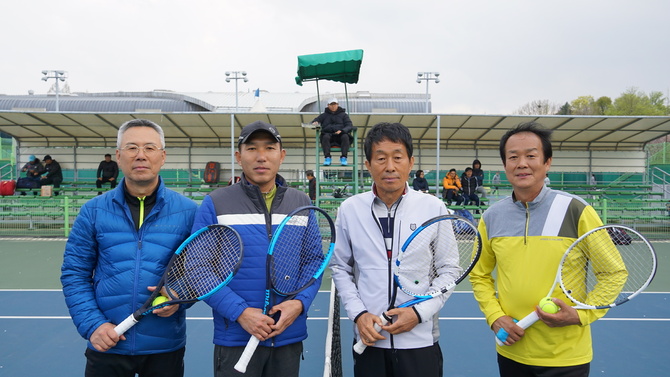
top-left (323, 280), bottom-right (343, 377)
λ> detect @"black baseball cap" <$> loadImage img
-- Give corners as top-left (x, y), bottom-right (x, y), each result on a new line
top-left (238, 121), bottom-right (282, 146)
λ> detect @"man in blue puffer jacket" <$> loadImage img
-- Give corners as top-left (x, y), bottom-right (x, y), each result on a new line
top-left (192, 121), bottom-right (317, 377)
top-left (61, 119), bottom-right (197, 377)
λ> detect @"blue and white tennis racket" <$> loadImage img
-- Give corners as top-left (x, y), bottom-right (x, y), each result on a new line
top-left (114, 224), bottom-right (243, 336)
top-left (234, 206), bottom-right (335, 373)
top-left (353, 214), bottom-right (482, 354)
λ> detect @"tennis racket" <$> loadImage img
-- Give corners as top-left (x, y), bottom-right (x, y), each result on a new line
top-left (495, 224), bottom-right (657, 345)
top-left (234, 205), bottom-right (335, 373)
top-left (353, 214), bottom-right (482, 354)
top-left (114, 224), bottom-right (243, 336)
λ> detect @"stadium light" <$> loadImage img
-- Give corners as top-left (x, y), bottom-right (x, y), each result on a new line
top-left (225, 71), bottom-right (249, 112)
top-left (41, 70), bottom-right (68, 112)
top-left (225, 70), bottom-right (249, 180)
top-left (416, 71), bottom-right (440, 113)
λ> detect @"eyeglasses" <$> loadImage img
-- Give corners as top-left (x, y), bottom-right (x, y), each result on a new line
top-left (120, 144), bottom-right (164, 156)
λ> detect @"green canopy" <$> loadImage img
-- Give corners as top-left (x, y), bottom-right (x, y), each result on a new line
top-left (295, 49), bottom-right (364, 86)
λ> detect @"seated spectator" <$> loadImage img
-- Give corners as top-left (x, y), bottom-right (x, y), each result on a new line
top-left (21, 155), bottom-right (44, 183)
top-left (412, 169), bottom-right (429, 193)
top-left (96, 153), bottom-right (119, 195)
top-left (41, 155), bottom-right (63, 195)
top-left (442, 168), bottom-right (463, 205)
top-left (18, 155), bottom-right (44, 195)
top-left (461, 167), bottom-right (480, 206)
top-left (312, 98), bottom-right (353, 166)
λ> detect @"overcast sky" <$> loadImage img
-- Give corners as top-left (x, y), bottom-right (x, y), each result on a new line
top-left (1, 0), bottom-right (668, 114)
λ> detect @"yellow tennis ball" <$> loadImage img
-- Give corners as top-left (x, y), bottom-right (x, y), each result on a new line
top-left (152, 295), bottom-right (169, 307)
top-left (539, 297), bottom-right (559, 314)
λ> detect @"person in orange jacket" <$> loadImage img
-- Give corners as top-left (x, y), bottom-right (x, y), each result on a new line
top-left (442, 168), bottom-right (463, 205)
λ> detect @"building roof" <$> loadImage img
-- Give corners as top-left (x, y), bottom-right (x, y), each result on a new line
top-left (0, 92), bottom-right (210, 112)
top-left (0, 91), bottom-right (668, 150)
top-left (1, 110), bottom-right (668, 151)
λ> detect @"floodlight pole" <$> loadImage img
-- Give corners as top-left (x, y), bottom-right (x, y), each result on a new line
top-left (416, 72), bottom-right (440, 113)
top-left (225, 71), bottom-right (249, 181)
top-left (41, 70), bottom-right (68, 112)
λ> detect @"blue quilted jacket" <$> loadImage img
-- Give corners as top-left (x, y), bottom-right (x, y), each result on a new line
top-left (191, 173), bottom-right (319, 347)
top-left (61, 177), bottom-right (197, 355)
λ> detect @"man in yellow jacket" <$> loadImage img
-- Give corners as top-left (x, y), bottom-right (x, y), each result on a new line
top-left (470, 122), bottom-right (606, 376)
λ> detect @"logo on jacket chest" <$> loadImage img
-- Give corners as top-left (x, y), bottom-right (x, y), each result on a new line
top-left (410, 223), bottom-right (417, 231)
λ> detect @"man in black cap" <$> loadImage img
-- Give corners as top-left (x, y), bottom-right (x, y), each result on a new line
top-left (190, 121), bottom-right (317, 377)
top-left (312, 97), bottom-right (354, 166)
top-left (41, 155), bottom-right (63, 195)
top-left (96, 153), bottom-right (119, 195)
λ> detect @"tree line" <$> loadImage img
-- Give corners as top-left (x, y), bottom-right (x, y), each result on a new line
top-left (515, 87), bottom-right (670, 116)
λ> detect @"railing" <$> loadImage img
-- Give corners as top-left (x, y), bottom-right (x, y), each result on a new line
top-left (647, 142), bottom-right (669, 165)
top-left (2, 186), bottom-right (668, 239)
top-left (0, 196), bottom-right (78, 237)
top-left (596, 198), bottom-right (669, 239)
top-left (649, 166), bottom-right (670, 199)
top-left (0, 163), bottom-right (14, 181)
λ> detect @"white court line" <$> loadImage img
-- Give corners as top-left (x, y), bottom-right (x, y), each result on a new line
top-left (3, 316), bottom-right (669, 322)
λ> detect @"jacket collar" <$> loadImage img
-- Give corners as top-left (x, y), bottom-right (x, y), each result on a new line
top-left (512, 184), bottom-right (550, 208)
top-left (237, 173), bottom-right (287, 212)
top-left (112, 176), bottom-right (165, 205)
top-left (371, 182), bottom-right (409, 203)
top-left (238, 172), bottom-right (287, 190)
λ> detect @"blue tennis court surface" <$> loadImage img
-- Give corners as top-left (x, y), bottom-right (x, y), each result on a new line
top-left (1, 290), bottom-right (668, 376)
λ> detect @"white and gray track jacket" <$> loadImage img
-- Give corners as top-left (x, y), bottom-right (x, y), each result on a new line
top-left (330, 184), bottom-right (455, 350)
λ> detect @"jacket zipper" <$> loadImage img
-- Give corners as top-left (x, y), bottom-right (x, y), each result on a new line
top-left (263, 188), bottom-right (275, 347)
top-left (385, 206), bottom-right (395, 350)
top-left (524, 203), bottom-right (530, 245)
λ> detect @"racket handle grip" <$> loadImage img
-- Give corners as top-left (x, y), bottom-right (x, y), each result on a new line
top-left (353, 315), bottom-right (389, 354)
top-left (234, 335), bottom-right (261, 373)
top-left (495, 311), bottom-right (539, 346)
top-left (114, 314), bottom-right (138, 336)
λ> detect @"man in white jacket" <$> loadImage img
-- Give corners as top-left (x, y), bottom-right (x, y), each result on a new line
top-left (330, 122), bottom-right (452, 377)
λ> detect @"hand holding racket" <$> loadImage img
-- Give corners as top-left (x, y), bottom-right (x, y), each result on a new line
top-left (114, 224), bottom-right (243, 336)
top-left (234, 206), bottom-right (335, 373)
top-left (353, 214), bottom-right (482, 354)
top-left (495, 225), bottom-right (657, 345)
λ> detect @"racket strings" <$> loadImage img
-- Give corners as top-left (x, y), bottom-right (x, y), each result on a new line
top-left (396, 218), bottom-right (479, 297)
top-left (271, 210), bottom-right (331, 295)
top-left (165, 227), bottom-right (242, 301)
top-left (560, 227), bottom-right (655, 307)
